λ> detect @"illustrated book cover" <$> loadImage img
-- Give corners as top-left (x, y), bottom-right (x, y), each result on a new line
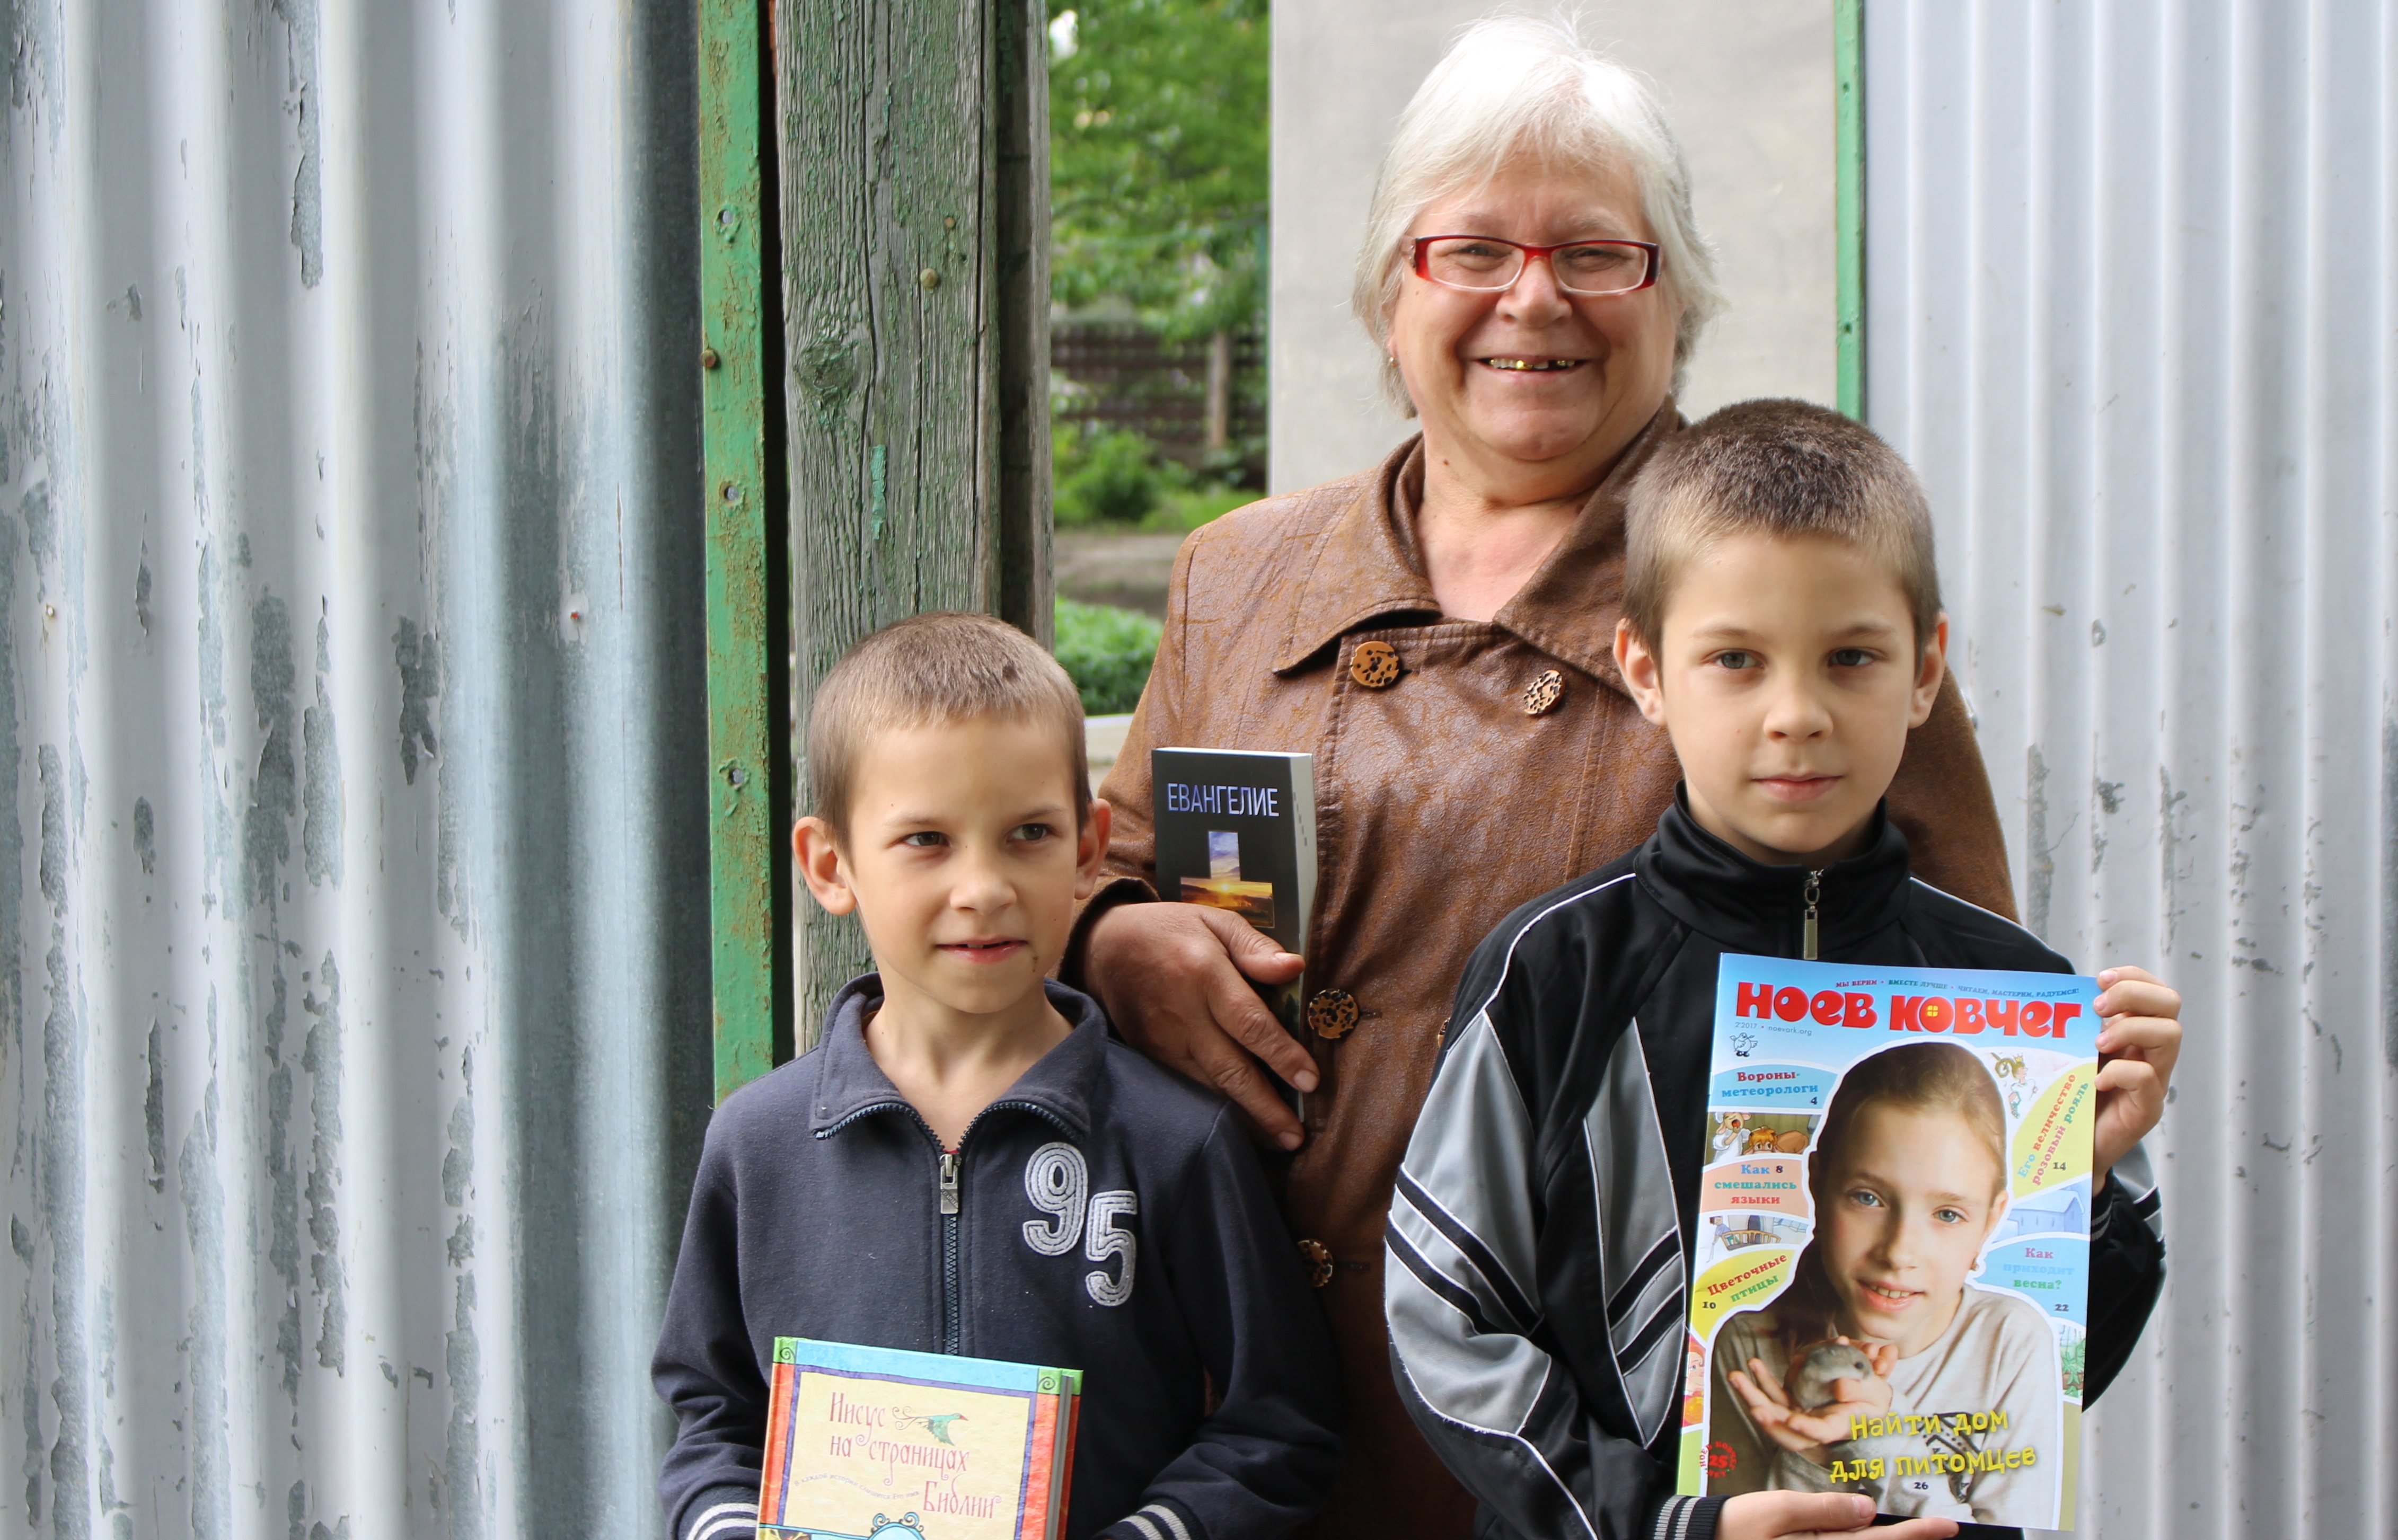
top-left (1151, 748), bottom-right (1317, 1111)
top-left (1676, 955), bottom-right (2101, 1532)
top-left (757, 1338), bottom-right (1082, 1540)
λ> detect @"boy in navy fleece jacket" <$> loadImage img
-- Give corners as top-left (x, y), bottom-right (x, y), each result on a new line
top-left (654, 613), bottom-right (1341, 1540)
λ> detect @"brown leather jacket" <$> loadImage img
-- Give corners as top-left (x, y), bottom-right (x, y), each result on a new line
top-left (1070, 408), bottom-right (2015, 1540)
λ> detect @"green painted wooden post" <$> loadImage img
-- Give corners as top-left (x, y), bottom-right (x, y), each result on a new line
top-left (776, 1), bottom-right (1054, 1043)
top-left (700, 0), bottom-right (784, 1100)
top-left (1835, 0), bottom-right (1866, 419)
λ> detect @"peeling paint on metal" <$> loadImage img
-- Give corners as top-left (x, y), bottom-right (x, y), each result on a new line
top-left (393, 617), bottom-right (438, 789)
top-left (302, 954), bottom-right (342, 1376)
top-left (246, 597), bottom-right (296, 914)
top-left (39, 742), bottom-right (89, 1539)
top-left (303, 617), bottom-right (340, 888)
top-left (1866, 4), bottom-right (2398, 1528)
top-left (2, 2), bottom-right (715, 1530)
top-left (271, 0), bottom-right (325, 289)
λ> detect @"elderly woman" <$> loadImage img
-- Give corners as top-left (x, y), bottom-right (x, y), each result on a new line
top-left (1068, 17), bottom-right (2173, 1540)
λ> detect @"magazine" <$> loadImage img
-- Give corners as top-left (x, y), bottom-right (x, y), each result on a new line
top-left (1151, 748), bottom-right (1318, 1113)
top-left (759, 1338), bottom-right (1082, 1540)
top-left (1676, 955), bottom-right (2101, 1531)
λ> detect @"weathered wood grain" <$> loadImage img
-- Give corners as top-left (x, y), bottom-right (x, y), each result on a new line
top-left (777, 0), bottom-right (1053, 1038)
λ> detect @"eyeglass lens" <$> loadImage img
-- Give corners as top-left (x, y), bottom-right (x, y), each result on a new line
top-left (1419, 237), bottom-right (1650, 296)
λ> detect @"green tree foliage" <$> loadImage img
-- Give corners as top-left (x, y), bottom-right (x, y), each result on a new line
top-left (1049, 1), bottom-right (1268, 341)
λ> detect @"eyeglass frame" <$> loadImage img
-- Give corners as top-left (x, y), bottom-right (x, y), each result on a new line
top-left (1408, 234), bottom-right (1663, 297)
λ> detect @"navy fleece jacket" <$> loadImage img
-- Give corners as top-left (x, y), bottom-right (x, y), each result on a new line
top-left (654, 977), bottom-right (1343, 1540)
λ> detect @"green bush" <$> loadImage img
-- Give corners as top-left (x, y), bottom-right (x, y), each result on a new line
top-left (1055, 598), bottom-right (1161, 715)
top-left (1054, 426), bottom-right (1188, 527)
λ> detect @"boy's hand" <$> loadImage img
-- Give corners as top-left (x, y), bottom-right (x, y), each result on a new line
top-left (1718, 1493), bottom-right (1956, 1540)
top-left (2091, 965), bottom-right (2182, 1187)
top-left (1083, 902), bottom-right (1313, 1148)
top-left (1728, 1349), bottom-right (1892, 1460)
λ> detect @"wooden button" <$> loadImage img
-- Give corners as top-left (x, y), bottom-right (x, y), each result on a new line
top-left (1522, 668), bottom-right (1564, 716)
top-left (1307, 988), bottom-right (1360, 1040)
top-left (1348, 640), bottom-right (1401, 689)
top-left (1297, 1238), bottom-right (1335, 1289)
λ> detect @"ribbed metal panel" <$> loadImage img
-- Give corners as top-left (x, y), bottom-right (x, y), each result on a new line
top-left (1865, 3), bottom-right (2395, 1532)
top-left (0, 4), bottom-right (711, 1537)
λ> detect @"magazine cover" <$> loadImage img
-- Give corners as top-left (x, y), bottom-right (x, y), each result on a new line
top-left (1151, 748), bottom-right (1318, 1110)
top-left (1676, 955), bottom-right (2102, 1531)
top-left (759, 1338), bottom-right (1082, 1540)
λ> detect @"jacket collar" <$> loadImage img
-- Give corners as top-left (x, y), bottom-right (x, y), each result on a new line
top-left (1634, 789), bottom-right (1916, 958)
top-left (807, 975), bottom-right (1109, 1143)
top-left (1268, 399), bottom-right (1683, 686)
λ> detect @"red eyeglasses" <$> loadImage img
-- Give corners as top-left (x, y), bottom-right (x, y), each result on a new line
top-left (1410, 235), bottom-right (1662, 297)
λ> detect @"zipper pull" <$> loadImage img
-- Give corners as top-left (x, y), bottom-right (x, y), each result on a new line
top-left (1802, 870), bottom-right (1822, 960)
top-left (938, 1151), bottom-right (961, 1216)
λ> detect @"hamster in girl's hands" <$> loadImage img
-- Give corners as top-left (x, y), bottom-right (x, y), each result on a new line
top-left (1785, 1340), bottom-right (1876, 1413)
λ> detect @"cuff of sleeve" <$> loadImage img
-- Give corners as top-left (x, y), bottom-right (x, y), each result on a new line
top-left (682, 1485), bottom-right (761, 1540)
top-left (1647, 1492), bottom-right (1725, 1540)
top-left (2090, 1172), bottom-right (2117, 1242)
top-left (1093, 1498), bottom-right (1206, 1540)
top-left (1061, 874), bottom-right (1158, 993)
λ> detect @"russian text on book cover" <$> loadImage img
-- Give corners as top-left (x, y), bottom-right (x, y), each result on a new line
top-left (1676, 956), bottom-right (2100, 1532)
top-left (760, 1338), bottom-right (1082, 1540)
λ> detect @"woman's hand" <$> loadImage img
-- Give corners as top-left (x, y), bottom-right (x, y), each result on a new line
top-left (1082, 901), bottom-right (1315, 1148)
top-left (1719, 1493), bottom-right (1955, 1540)
top-left (2091, 965), bottom-right (2182, 1186)
top-left (1727, 1342), bottom-right (1893, 1461)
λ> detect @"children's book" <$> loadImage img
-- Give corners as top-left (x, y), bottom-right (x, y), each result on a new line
top-left (759, 1338), bottom-right (1082, 1540)
top-left (1150, 748), bottom-right (1318, 1113)
top-left (1676, 955), bottom-right (2101, 1532)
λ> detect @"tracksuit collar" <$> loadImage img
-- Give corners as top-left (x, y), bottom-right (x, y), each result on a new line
top-left (807, 975), bottom-right (1108, 1144)
top-left (1634, 788), bottom-right (1915, 959)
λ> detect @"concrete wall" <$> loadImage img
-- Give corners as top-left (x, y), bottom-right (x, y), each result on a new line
top-left (1269, 1), bottom-right (1837, 493)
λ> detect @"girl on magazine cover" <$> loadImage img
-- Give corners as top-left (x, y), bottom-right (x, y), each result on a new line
top-left (1706, 1042), bottom-right (2062, 1527)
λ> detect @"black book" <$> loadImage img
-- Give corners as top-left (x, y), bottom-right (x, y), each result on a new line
top-left (1150, 748), bottom-right (1318, 1114)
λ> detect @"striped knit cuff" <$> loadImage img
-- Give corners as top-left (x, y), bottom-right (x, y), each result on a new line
top-left (1648, 1491), bottom-right (1723, 1540)
top-left (1099, 1497), bottom-right (1205, 1540)
top-left (683, 1486), bottom-right (761, 1540)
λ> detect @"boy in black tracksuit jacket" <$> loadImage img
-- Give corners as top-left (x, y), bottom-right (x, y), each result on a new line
top-left (1386, 403), bottom-right (2178, 1540)
top-left (655, 615), bottom-right (1340, 1540)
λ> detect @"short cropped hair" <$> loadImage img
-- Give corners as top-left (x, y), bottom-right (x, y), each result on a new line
top-left (806, 612), bottom-right (1089, 840)
top-left (1623, 400), bottom-right (1942, 651)
top-left (1353, 13), bottom-right (1725, 414)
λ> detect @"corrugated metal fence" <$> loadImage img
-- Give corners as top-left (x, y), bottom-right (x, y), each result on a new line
top-left (1865, 2), bottom-right (2396, 1532)
top-left (0, 4), bottom-right (712, 1537)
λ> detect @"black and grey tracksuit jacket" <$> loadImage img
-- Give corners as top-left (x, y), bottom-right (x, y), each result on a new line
top-left (654, 977), bottom-right (1342, 1540)
top-left (1385, 798), bottom-right (2165, 1540)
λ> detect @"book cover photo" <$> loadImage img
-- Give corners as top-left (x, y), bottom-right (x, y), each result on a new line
top-left (1676, 955), bottom-right (2102, 1532)
top-left (1150, 748), bottom-right (1317, 1098)
top-left (758, 1338), bottom-right (1082, 1540)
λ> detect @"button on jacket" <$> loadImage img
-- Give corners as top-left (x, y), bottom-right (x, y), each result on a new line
top-left (1070, 405), bottom-right (2018, 1540)
top-left (653, 978), bottom-right (1343, 1540)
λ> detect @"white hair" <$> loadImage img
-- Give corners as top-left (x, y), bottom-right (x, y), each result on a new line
top-left (1350, 12), bottom-right (1726, 414)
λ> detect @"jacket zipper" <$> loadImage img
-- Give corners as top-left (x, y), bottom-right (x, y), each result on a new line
top-left (1802, 869), bottom-right (1823, 959)
top-left (938, 1150), bottom-right (963, 1353)
top-left (874, 1099), bottom-right (1074, 1357)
